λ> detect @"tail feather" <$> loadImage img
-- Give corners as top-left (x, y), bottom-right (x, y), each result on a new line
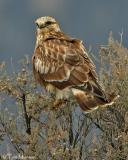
top-left (72, 87), bottom-right (119, 113)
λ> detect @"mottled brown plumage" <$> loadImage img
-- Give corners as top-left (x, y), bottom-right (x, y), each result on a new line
top-left (32, 16), bottom-right (118, 113)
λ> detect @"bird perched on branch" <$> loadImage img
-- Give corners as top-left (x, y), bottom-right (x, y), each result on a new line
top-left (32, 16), bottom-right (118, 113)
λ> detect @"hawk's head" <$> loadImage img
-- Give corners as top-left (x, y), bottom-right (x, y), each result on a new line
top-left (35, 16), bottom-right (61, 32)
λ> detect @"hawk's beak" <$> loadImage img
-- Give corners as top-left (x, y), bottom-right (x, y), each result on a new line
top-left (35, 22), bottom-right (40, 28)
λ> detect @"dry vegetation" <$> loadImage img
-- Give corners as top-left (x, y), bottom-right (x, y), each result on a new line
top-left (0, 34), bottom-right (128, 160)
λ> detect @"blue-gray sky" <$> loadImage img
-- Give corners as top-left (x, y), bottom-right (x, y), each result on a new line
top-left (0, 0), bottom-right (128, 62)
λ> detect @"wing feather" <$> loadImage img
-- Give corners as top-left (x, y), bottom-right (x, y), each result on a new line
top-left (33, 33), bottom-right (98, 90)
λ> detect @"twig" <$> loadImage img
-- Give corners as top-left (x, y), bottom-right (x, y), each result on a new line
top-left (0, 116), bottom-right (22, 153)
top-left (73, 116), bottom-right (86, 148)
top-left (69, 112), bottom-right (73, 146)
top-left (79, 141), bottom-right (84, 160)
top-left (84, 114), bottom-right (104, 132)
top-left (22, 93), bottom-right (31, 135)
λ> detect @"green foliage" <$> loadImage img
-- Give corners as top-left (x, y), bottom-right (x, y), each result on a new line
top-left (0, 34), bottom-right (128, 159)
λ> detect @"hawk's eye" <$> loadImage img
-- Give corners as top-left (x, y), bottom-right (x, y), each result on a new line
top-left (45, 21), bottom-right (53, 26)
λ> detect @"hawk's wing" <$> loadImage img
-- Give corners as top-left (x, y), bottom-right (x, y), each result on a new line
top-left (33, 34), bottom-right (99, 90)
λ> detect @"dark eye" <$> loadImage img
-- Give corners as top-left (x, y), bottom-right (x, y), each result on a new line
top-left (45, 21), bottom-right (53, 26)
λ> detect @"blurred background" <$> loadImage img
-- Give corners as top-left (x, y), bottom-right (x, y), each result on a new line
top-left (0, 0), bottom-right (128, 64)
top-left (0, 1), bottom-right (128, 158)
